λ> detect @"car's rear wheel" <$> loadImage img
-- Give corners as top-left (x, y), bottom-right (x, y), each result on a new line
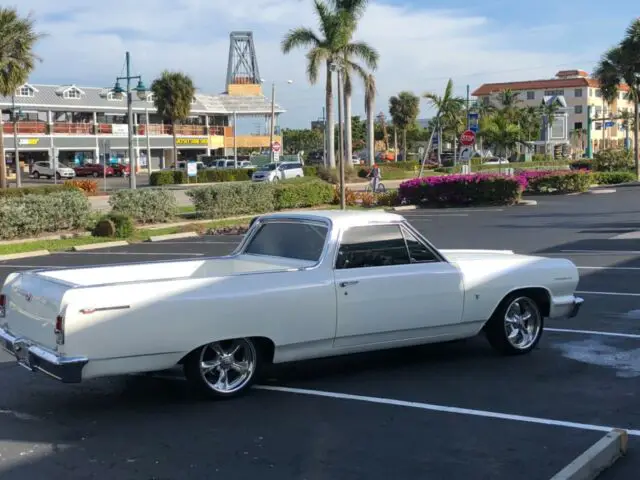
top-left (56, 173), bottom-right (61, 180)
top-left (183, 338), bottom-right (260, 399)
top-left (33, 171), bottom-right (40, 179)
top-left (485, 293), bottom-right (543, 355)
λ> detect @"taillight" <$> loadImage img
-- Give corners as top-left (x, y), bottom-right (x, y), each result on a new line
top-left (54, 315), bottom-right (64, 345)
top-left (0, 294), bottom-right (6, 317)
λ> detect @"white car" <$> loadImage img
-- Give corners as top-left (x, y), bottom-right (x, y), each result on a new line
top-left (251, 162), bottom-right (304, 182)
top-left (31, 161), bottom-right (76, 180)
top-left (0, 210), bottom-right (582, 398)
top-left (209, 159), bottom-right (254, 169)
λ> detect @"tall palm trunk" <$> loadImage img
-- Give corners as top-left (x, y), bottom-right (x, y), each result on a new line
top-left (634, 100), bottom-right (639, 180)
top-left (402, 128), bottom-right (407, 162)
top-left (325, 61), bottom-right (336, 168)
top-left (344, 88), bottom-right (352, 168)
top-left (0, 120), bottom-right (6, 188)
top-left (366, 103), bottom-right (374, 166)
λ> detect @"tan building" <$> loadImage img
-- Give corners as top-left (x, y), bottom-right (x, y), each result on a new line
top-left (472, 70), bottom-right (635, 154)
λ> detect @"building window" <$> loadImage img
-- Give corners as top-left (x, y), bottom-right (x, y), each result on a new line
top-left (482, 96), bottom-right (489, 105)
top-left (64, 88), bottom-right (81, 99)
top-left (574, 122), bottom-right (583, 130)
top-left (527, 91), bottom-right (535, 100)
top-left (574, 105), bottom-right (583, 114)
top-left (620, 91), bottom-right (626, 100)
top-left (146, 93), bottom-right (155, 103)
top-left (16, 85), bottom-right (34, 97)
top-left (574, 88), bottom-right (583, 97)
top-left (544, 89), bottom-right (564, 96)
top-left (107, 92), bottom-right (121, 101)
top-left (595, 89), bottom-right (602, 97)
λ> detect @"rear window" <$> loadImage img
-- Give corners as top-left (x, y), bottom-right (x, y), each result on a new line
top-left (243, 221), bottom-right (328, 262)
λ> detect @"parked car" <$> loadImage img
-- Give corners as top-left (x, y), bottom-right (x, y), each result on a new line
top-left (110, 164), bottom-right (130, 177)
top-left (73, 163), bottom-right (114, 178)
top-left (209, 159), bottom-right (254, 169)
top-left (251, 162), bottom-right (304, 182)
top-left (31, 161), bottom-right (76, 180)
top-left (0, 210), bottom-right (582, 399)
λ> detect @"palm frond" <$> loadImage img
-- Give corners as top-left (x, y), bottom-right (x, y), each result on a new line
top-left (281, 27), bottom-right (322, 53)
top-left (342, 41), bottom-right (379, 70)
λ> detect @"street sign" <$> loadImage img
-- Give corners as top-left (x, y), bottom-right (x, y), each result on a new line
top-left (271, 141), bottom-right (281, 153)
top-left (604, 121), bottom-right (615, 128)
top-left (273, 150), bottom-right (280, 162)
top-left (187, 162), bottom-right (198, 177)
top-left (460, 130), bottom-right (476, 146)
top-left (468, 112), bottom-right (479, 133)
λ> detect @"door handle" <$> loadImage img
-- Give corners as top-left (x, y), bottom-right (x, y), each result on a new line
top-left (339, 280), bottom-right (359, 288)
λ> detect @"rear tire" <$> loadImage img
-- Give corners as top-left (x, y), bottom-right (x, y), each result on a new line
top-left (33, 171), bottom-right (40, 179)
top-left (484, 293), bottom-right (544, 355)
top-left (183, 338), bottom-right (261, 399)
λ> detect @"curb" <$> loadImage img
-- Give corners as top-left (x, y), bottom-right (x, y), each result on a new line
top-left (0, 250), bottom-right (50, 262)
top-left (72, 241), bottom-right (130, 251)
top-left (390, 205), bottom-right (417, 211)
top-left (148, 232), bottom-right (199, 242)
top-left (587, 188), bottom-right (616, 195)
top-left (550, 429), bottom-right (628, 480)
top-left (517, 199), bottom-right (538, 206)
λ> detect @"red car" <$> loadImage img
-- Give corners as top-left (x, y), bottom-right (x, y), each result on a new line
top-left (73, 163), bottom-right (114, 178)
top-left (111, 164), bottom-right (130, 177)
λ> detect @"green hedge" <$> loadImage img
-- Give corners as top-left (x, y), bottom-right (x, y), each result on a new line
top-left (522, 171), bottom-right (592, 194)
top-left (593, 149), bottom-right (633, 172)
top-left (150, 168), bottom-right (256, 185)
top-left (592, 171), bottom-right (636, 185)
top-left (0, 190), bottom-right (91, 240)
top-left (0, 184), bottom-right (77, 198)
top-left (108, 189), bottom-right (178, 223)
top-left (434, 162), bottom-right (571, 175)
top-left (186, 179), bottom-right (334, 218)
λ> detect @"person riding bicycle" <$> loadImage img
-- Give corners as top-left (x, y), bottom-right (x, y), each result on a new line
top-left (367, 163), bottom-right (382, 192)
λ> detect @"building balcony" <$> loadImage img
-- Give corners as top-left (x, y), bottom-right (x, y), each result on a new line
top-left (209, 126), bottom-right (233, 136)
top-left (52, 122), bottom-right (93, 134)
top-left (2, 121), bottom-right (47, 135)
top-left (173, 125), bottom-right (207, 136)
top-left (137, 124), bottom-right (171, 135)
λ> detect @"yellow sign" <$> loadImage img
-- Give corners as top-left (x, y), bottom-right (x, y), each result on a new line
top-left (18, 138), bottom-right (39, 146)
top-left (208, 135), bottom-right (224, 149)
top-left (176, 137), bottom-right (208, 146)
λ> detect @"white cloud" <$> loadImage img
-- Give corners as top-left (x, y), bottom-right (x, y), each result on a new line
top-left (17, 0), bottom-right (598, 127)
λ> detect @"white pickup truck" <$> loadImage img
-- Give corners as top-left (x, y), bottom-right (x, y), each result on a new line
top-left (0, 210), bottom-right (583, 399)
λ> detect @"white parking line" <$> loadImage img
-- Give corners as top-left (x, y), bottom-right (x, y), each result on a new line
top-left (51, 252), bottom-right (204, 256)
top-left (139, 241), bottom-right (238, 245)
top-left (547, 328), bottom-right (640, 339)
top-left (254, 385), bottom-right (640, 436)
top-left (406, 213), bottom-right (468, 217)
top-left (561, 250), bottom-right (640, 255)
top-left (576, 290), bottom-right (640, 297)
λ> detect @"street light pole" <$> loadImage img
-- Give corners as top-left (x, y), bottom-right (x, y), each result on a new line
top-left (269, 81), bottom-right (275, 164)
top-left (330, 62), bottom-right (346, 210)
top-left (112, 51), bottom-right (147, 190)
top-left (11, 94), bottom-right (21, 187)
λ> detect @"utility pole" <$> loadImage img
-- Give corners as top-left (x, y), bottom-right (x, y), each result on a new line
top-left (12, 94), bottom-right (21, 187)
top-left (322, 106), bottom-right (326, 166)
top-left (466, 84), bottom-right (470, 130)
top-left (269, 81), bottom-right (275, 164)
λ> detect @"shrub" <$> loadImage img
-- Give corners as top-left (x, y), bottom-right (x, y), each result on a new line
top-left (593, 149), bottom-right (633, 172)
top-left (186, 182), bottom-right (276, 218)
top-left (316, 166), bottom-right (361, 184)
top-left (65, 179), bottom-right (99, 195)
top-left (274, 179), bottom-right (334, 209)
top-left (92, 213), bottom-right (135, 238)
top-left (108, 189), bottom-right (178, 223)
top-left (0, 184), bottom-right (76, 198)
top-left (358, 191), bottom-right (376, 207)
top-left (521, 170), bottom-right (592, 194)
top-left (358, 165), bottom-right (412, 180)
top-left (93, 217), bottom-right (116, 237)
top-left (0, 190), bottom-right (91, 240)
top-left (331, 186), bottom-right (359, 206)
top-left (531, 154), bottom-right (555, 162)
top-left (570, 159), bottom-right (592, 170)
top-left (376, 190), bottom-right (401, 207)
top-left (399, 173), bottom-right (525, 207)
top-left (149, 170), bottom-right (176, 186)
top-left (592, 171), bottom-right (636, 185)
top-left (303, 166), bottom-right (318, 177)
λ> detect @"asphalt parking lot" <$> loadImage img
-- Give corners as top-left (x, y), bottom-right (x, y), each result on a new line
top-left (1, 188), bottom-right (640, 479)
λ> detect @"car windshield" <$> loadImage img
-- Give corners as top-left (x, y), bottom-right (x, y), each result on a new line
top-left (242, 220), bottom-right (328, 262)
top-left (258, 164), bottom-right (277, 171)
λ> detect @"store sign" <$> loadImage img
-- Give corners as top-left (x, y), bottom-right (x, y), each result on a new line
top-left (18, 138), bottom-right (39, 146)
top-left (176, 137), bottom-right (208, 146)
top-left (112, 124), bottom-right (128, 136)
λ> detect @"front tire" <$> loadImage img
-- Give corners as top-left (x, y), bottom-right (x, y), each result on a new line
top-left (485, 294), bottom-right (544, 355)
top-left (183, 338), bottom-right (260, 399)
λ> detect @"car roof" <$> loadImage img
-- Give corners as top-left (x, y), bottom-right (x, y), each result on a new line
top-left (259, 209), bottom-right (405, 228)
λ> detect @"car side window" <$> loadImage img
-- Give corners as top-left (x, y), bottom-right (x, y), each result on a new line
top-left (401, 227), bottom-right (440, 263)
top-left (336, 225), bottom-right (410, 269)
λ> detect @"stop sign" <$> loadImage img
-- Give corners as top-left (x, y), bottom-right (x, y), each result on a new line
top-left (271, 141), bottom-right (281, 153)
top-left (460, 130), bottom-right (476, 146)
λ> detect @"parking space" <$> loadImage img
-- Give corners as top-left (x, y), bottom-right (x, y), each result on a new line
top-left (1, 191), bottom-right (640, 477)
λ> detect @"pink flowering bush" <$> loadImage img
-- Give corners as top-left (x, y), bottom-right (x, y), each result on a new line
top-left (520, 170), bottom-right (592, 194)
top-left (399, 173), bottom-right (526, 206)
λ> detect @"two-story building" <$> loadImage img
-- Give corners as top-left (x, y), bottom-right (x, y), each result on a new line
top-left (0, 80), bottom-right (284, 173)
top-left (472, 70), bottom-right (635, 154)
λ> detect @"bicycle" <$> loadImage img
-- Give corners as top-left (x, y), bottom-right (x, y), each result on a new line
top-left (364, 177), bottom-right (386, 193)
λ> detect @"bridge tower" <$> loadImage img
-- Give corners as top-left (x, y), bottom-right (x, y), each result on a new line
top-left (225, 31), bottom-right (262, 96)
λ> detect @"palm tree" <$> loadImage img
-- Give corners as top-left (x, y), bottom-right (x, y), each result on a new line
top-left (282, 0), bottom-right (350, 168)
top-left (331, 0), bottom-right (378, 166)
top-left (539, 99), bottom-right (561, 158)
top-left (388, 91), bottom-right (420, 162)
top-left (364, 73), bottom-right (376, 166)
top-left (150, 71), bottom-right (196, 167)
top-left (495, 89), bottom-right (522, 121)
top-left (569, 128), bottom-right (587, 156)
top-left (594, 18), bottom-right (640, 179)
top-left (423, 79), bottom-right (465, 163)
top-left (0, 8), bottom-right (44, 189)
top-left (479, 112), bottom-right (523, 158)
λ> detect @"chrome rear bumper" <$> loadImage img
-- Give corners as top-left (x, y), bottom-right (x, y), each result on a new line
top-left (0, 326), bottom-right (87, 383)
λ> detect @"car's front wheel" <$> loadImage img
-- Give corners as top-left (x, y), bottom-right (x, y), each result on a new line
top-left (484, 293), bottom-right (544, 355)
top-left (183, 338), bottom-right (260, 399)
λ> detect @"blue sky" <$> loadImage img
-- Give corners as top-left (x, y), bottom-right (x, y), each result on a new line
top-left (15, 0), bottom-right (637, 129)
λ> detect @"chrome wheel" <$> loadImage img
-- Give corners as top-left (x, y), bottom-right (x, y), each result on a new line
top-left (503, 297), bottom-right (541, 350)
top-left (198, 339), bottom-right (256, 394)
